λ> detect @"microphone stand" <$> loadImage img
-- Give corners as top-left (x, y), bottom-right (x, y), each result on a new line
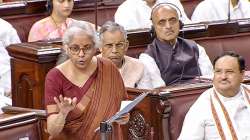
top-left (99, 92), bottom-right (149, 140)
top-left (228, 0), bottom-right (231, 23)
top-left (95, 0), bottom-right (98, 30)
top-left (100, 122), bottom-right (112, 140)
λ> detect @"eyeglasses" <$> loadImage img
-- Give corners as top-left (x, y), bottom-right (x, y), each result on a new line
top-left (103, 41), bottom-right (127, 49)
top-left (68, 44), bottom-right (94, 55)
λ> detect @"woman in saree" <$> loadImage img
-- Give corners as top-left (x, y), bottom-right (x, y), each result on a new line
top-left (28, 0), bottom-right (94, 42)
top-left (45, 21), bottom-right (128, 140)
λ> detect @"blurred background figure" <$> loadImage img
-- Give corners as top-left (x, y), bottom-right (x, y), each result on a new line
top-left (192, 0), bottom-right (250, 23)
top-left (114, 0), bottom-right (191, 30)
top-left (0, 18), bottom-right (20, 110)
top-left (28, 0), bottom-right (94, 42)
top-left (28, 0), bottom-right (75, 42)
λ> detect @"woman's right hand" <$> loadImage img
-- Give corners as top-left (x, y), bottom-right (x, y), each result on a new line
top-left (54, 94), bottom-right (77, 116)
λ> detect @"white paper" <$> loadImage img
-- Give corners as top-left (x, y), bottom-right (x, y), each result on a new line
top-left (119, 100), bottom-right (132, 111)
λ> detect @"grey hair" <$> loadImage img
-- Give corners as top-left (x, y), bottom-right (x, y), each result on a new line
top-left (151, 3), bottom-right (182, 21)
top-left (62, 20), bottom-right (99, 48)
top-left (99, 21), bottom-right (127, 41)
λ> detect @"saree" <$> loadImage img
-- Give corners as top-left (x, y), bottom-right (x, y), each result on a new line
top-left (28, 17), bottom-right (74, 42)
top-left (45, 58), bottom-right (127, 140)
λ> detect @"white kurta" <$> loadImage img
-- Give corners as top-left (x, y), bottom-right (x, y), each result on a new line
top-left (0, 18), bottom-right (20, 98)
top-left (114, 0), bottom-right (191, 30)
top-left (178, 85), bottom-right (250, 140)
top-left (119, 55), bottom-right (153, 89)
top-left (191, 0), bottom-right (250, 23)
top-left (139, 44), bottom-right (213, 88)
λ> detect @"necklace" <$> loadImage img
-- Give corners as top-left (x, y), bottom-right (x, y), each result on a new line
top-left (50, 16), bottom-right (67, 37)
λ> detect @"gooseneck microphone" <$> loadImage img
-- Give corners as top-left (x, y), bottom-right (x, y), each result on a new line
top-left (194, 47), bottom-right (202, 83)
top-left (227, 0), bottom-right (231, 22)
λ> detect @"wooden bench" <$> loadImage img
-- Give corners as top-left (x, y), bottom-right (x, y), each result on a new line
top-left (6, 22), bottom-right (250, 140)
top-left (0, 106), bottom-right (47, 140)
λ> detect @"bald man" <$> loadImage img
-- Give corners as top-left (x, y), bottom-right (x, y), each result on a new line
top-left (139, 4), bottom-right (213, 87)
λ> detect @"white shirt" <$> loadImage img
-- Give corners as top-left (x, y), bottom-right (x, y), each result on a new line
top-left (191, 0), bottom-right (250, 23)
top-left (114, 0), bottom-right (191, 30)
top-left (0, 18), bottom-right (20, 96)
top-left (0, 95), bottom-right (12, 114)
top-left (178, 85), bottom-right (250, 140)
top-left (139, 44), bottom-right (213, 88)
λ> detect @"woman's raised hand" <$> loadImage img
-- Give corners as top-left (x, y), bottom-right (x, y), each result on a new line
top-left (54, 95), bottom-right (77, 115)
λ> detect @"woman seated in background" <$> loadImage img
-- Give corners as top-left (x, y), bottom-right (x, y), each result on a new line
top-left (28, 0), bottom-right (94, 42)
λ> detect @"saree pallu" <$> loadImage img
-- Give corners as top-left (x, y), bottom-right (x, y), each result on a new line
top-left (46, 58), bottom-right (126, 140)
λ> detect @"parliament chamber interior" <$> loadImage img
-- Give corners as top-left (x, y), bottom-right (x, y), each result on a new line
top-left (1, 0), bottom-right (250, 139)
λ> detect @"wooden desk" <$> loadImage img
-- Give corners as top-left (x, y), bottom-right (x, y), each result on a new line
top-left (6, 22), bottom-right (250, 139)
top-left (0, 107), bottom-right (46, 140)
top-left (7, 22), bottom-right (250, 109)
top-left (125, 82), bottom-right (212, 140)
top-left (7, 42), bottom-right (61, 109)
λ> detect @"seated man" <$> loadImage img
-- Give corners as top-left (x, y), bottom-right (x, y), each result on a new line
top-left (178, 51), bottom-right (250, 139)
top-left (114, 0), bottom-right (191, 30)
top-left (192, 0), bottom-right (250, 23)
top-left (45, 21), bottom-right (128, 139)
top-left (99, 21), bottom-right (153, 89)
top-left (139, 3), bottom-right (213, 87)
top-left (0, 18), bottom-right (20, 107)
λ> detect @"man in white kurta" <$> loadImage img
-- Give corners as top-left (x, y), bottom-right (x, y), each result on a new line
top-left (114, 0), bottom-right (191, 30)
top-left (99, 21), bottom-right (153, 89)
top-left (0, 18), bottom-right (19, 110)
top-left (178, 52), bottom-right (250, 140)
top-left (192, 0), bottom-right (250, 23)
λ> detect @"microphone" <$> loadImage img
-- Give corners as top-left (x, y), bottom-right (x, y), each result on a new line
top-left (166, 60), bottom-right (185, 86)
top-left (227, 0), bottom-right (231, 22)
top-left (94, 0), bottom-right (98, 30)
top-left (193, 48), bottom-right (202, 83)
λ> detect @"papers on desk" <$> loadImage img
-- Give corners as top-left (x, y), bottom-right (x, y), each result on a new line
top-left (238, 18), bottom-right (250, 26)
top-left (107, 92), bottom-right (149, 123)
top-left (182, 23), bottom-right (206, 32)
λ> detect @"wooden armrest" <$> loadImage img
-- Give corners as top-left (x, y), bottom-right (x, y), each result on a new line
top-left (1, 106), bottom-right (46, 117)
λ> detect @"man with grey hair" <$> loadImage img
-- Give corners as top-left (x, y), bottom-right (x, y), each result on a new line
top-left (139, 4), bottom-right (213, 87)
top-left (45, 21), bottom-right (128, 139)
top-left (99, 21), bottom-right (153, 89)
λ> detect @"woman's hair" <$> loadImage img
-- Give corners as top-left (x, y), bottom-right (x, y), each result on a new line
top-left (62, 20), bottom-right (99, 48)
top-left (46, 0), bottom-right (53, 15)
